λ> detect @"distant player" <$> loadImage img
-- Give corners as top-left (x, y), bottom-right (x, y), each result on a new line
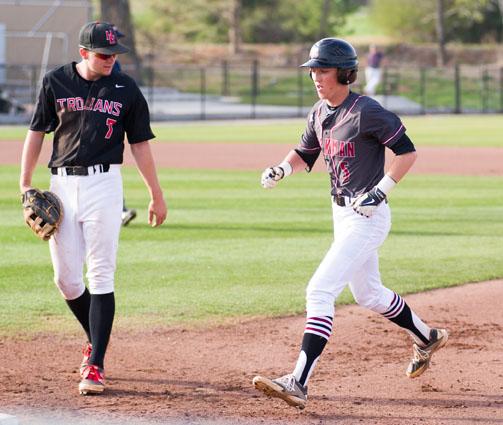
top-left (253, 38), bottom-right (448, 409)
top-left (364, 44), bottom-right (384, 96)
top-left (19, 21), bottom-right (167, 395)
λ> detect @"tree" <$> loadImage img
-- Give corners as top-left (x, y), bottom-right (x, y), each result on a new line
top-left (228, 0), bottom-right (243, 54)
top-left (318, 0), bottom-right (331, 39)
top-left (100, 0), bottom-right (142, 80)
top-left (496, 0), bottom-right (503, 41)
top-left (436, 0), bottom-right (447, 66)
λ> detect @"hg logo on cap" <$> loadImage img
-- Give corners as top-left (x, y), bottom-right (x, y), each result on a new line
top-left (105, 30), bottom-right (116, 45)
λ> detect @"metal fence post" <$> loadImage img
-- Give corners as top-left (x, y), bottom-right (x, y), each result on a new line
top-left (251, 59), bottom-right (259, 119)
top-left (297, 66), bottom-right (304, 117)
top-left (481, 68), bottom-right (489, 113)
top-left (382, 67), bottom-right (388, 96)
top-left (31, 65), bottom-right (38, 104)
top-left (200, 67), bottom-right (206, 120)
top-left (222, 60), bottom-right (229, 96)
top-left (382, 67), bottom-right (388, 108)
top-left (147, 65), bottom-right (154, 113)
top-left (454, 64), bottom-right (461, 114)
top-left (500, 67), bottom-right (503, 113)
top-left (254, 59), bottom-right (260, 97)
top-left (420, 67), bottom-right (426, 114)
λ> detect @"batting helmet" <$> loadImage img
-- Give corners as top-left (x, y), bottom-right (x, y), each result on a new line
top-left (300, 38), bottom-right (358, 69)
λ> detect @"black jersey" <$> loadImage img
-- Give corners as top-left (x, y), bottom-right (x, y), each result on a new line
top-left (30, 62), bottom-right (155, 168)
top-left (297, 92), bottom-right (405, 198)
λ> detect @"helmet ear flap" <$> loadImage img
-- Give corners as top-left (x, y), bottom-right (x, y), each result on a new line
top-left (337, 68), bottom-right (358, 85)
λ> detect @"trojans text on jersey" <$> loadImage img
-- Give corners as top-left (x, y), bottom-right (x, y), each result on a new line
top-left (56, 97), bottom-right (123, 116)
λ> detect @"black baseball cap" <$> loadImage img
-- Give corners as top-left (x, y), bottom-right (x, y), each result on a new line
top-left (79, 21), bottom-right (129, 54)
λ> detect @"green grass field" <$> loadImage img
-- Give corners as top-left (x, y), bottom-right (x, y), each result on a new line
top-left (1, 162), bottom-right (502, 335)
top-left (2, 114), bottom-right (503, 146)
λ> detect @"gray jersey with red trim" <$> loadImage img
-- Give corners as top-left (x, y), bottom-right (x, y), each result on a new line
top-left (298, 92), bottom-right (405, 198)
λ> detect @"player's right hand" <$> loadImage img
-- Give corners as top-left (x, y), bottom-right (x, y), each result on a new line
top-left (148, 196), bottom-right (167, 227)
top-left (261, 166), bottom-right (285, 189)
top-left (351, 186), bottom-right (386, 218)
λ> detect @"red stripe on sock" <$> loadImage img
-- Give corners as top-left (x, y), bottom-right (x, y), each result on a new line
top-left (305, 326), bottom-right (331, 339)
top-left (308, 316), bottom-right (333, 325)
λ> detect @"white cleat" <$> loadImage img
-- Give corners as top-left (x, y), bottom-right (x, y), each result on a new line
top-left (253, 374), bottom-right (307, 409)
top-left (407, 328), bottom-right (449, 378)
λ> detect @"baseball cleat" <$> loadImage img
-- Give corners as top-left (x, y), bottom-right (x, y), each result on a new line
top-left (253, 374), bottom-right (307, 409)
top-left (79, 364), bottom-right (105, 395)
top-left (121, 208), bottom-right (137, 226)
top-left (406, 328), bottom-right (448, 378)
top-left (79, 342), bottom-right (92, 378)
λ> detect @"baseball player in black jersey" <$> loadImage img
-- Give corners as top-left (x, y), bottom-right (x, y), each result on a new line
top-left (19, 21), bottom-right (167, 395)
top-left (252, 38), bottom-right (448, 409)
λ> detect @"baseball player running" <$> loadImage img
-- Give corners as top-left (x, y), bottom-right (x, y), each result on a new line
top-left (19, 21), bottom-right (167, 395)
top-left (253, 38), bottom-right (448, 409)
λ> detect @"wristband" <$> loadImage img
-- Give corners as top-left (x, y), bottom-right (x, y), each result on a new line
top-left (277, 161), bottom-right (293, 177)
top-left (376, 174), bottom-right (396, 196)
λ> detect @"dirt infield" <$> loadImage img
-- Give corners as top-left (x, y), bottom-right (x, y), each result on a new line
top-left (1, 280), bottom-right (502, 424)
top-left (1, 140), bottom-right (502, 424)
top-left (2, 140), bottom-right (503, 175)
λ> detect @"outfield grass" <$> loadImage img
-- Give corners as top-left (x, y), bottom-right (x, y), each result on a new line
top-left (1, 114), bottom-right (503, 146)
top-left (1, 165), bottom-right (502, 335)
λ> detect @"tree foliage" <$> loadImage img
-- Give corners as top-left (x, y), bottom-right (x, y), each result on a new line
top-left (125, 0), bottom-right (502, 54)
top-left (239, 0), bottom-right (357, 42)
top-left (134, 0), bottom-right (229, 43)
top-left (369, 0), bottom-right (502, 43)
top-left (133, 0), bottom-right (358, 45)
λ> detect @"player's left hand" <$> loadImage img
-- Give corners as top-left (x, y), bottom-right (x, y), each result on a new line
top-left (148, 197), bottom-right (167, 227)
top-left (261, 166), bottom-right (285, 189)
top-left (351, 187), bottom-right (386, 218)
top-left (22, 188), bottom-right (63, 240)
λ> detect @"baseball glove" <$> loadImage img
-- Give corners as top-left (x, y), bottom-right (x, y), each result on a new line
top-left (22, 188), bottom-right (63, 241)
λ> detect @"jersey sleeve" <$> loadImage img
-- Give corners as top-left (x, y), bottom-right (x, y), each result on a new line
top-left (296, 107), bottom-right (322, 171)
top-left (124, 85), bottom-right (155, 144)
top-left (29, 75), bottom-right (58, 133)
top-left (360, 100), bottom-right (405, 148)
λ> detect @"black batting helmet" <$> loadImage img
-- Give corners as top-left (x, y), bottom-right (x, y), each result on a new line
top-left (300, 38), bottom-right (358, 69)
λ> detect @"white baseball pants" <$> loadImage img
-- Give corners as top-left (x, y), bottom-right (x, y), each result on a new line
top-left (306, 200), bottom-right (395, 318)
top-left (49, 165), bottom-right (123, 299)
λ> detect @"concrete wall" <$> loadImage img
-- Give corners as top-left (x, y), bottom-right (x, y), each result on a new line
top-left (0, 0), bottom-right (92, 66)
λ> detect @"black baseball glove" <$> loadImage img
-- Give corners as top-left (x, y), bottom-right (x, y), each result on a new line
top-left (22, 188), bottom-right (63, 241)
